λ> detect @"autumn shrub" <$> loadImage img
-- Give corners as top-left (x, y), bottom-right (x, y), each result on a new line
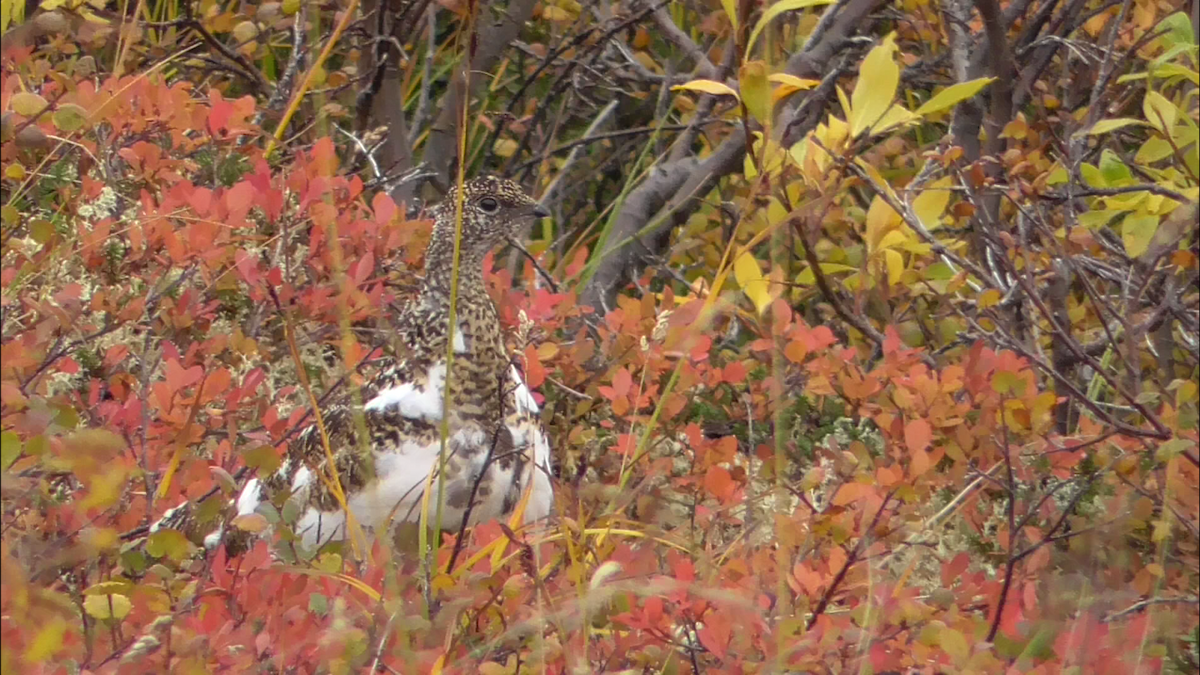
top-left (2, 0), bottom-right (1198, 673)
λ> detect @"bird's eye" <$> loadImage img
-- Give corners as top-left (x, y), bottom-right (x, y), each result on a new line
top-left (479, 197), bottom-right (499, 213)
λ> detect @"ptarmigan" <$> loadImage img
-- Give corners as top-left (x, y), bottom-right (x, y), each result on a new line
top-left (153, 176), bottom-right (554, 554)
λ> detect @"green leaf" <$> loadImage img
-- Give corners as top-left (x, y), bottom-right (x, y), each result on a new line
top-left (309, 592), bottom-right (328, 616)
top-left (849, 34), bottom-right (900, 137)
top-left (671, 79), bottom-right (739, 99)
top-left (745, 0), bottom-right (836, 53)
top-left (1122, 213), bottom-right (1159, 258)
top-left (914, 77), bottom-right (995, 117)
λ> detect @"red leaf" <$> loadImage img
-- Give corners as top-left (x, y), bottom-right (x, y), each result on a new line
top-left (695, 615), bottom-right (730, 660)
top-left (704, 465), bottom-right (736, 503)
top-left (722, 361), bottom-right (747, 384)
top-left (225, 181), bottom-right (255, 219)
top-left (523, 344), bottom-right (545, 388)
top-left (941, 552), bottom-right (970, 588)
top-left (611, 367), bottom-right (632, 398)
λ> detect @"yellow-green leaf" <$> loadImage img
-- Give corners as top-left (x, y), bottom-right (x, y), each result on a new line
top-left (83, 593), bottom-right (132, 621)
top-left (10, 92), bottom-right (48, 117)
top-left (493, 138), bottom-right (518, 158)
top-left (84, 581), bottom-right (133, 596)
top-left (739, 60), bottom-right (772, 126)
top-left (795, 263), bottom-right (857, 285)
top-left (939, 627), bottom-right (970, 661)
top-left (52, 103), bottom-right (88, 133)
top-left (746, 0), bottom-right (836, 53)
top-left (1122, 213), bottom-right (1159, 258)
top-left (1142, 90), bottom-right (1177, 134)
top-left (672, 79), bottom-right (740, 99)
top-left (315, 552), bottom-right (343, 573)
top-left (734, 250), bottom-right (772, 314)
top-left (1, 430), bottom-right (20, 470)
top-left (1136, 137), bottom-right (1174, 163)
top-left (849, 34), bottom-right (900, 137)
top-left (914, 78), bottom-right (995, 117)
top-left (1077, 117), bottom-right (1147, 136)
top-left (146, 529), bottom-right (194, 562)
top-left (720, 0), bottom-right (739, 33)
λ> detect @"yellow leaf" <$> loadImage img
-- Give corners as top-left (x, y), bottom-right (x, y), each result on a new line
top-left (883, 248), bottom-right (904, 285)
top-left (912, 177), bottom-right (953, 230)
top-left (672, 79), bottom-right (740, 99)
top-left (877, 228), bottom-right (910, 252)
top-left (1122, 214), bottom-right (1159, 258)
top-left (84, 593), bottom-right (132, 621)
top-left (541, 5), bottom-right (573, 21)
top-left (232, 513), bottom-right (270, 533)
top-left (24, 618), bottom-right (67, 663)
top-left (769, 73), bottom-right (820, 89)
top-left (1142, 90), bottom-right (1176, 134)
top-left (739, 60), bottom-right (772, 126)
top-left (864, 194), bottom-right (901, 252)
top-left (746, 0), bottom-right (836, 52)
top-left (734, 251), bottom-right (773, 314)
top-left (978, 289), bottom-right (1002, 308)
top-left (914, 78), bottom-right (995, 117)
top-left (849, 34), bottom-right (900, 137)
top-left (745, 131), bottom-right (787, 178)
top-left (873, 104), bottom-right (918, 134)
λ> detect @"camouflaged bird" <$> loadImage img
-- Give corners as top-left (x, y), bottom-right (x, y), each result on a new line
top-left (150, 176), bottom-right (555, 554)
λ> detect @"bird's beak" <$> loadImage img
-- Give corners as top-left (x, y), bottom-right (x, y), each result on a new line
top-left (531, 204), bottom-right (550, 219)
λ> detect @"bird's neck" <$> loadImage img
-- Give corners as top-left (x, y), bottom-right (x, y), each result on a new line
top-left (419, 228), bottom-right (490, 309)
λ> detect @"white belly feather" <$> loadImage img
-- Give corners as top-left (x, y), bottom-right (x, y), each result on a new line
top-left (231, 362), bottom-right (553, 551)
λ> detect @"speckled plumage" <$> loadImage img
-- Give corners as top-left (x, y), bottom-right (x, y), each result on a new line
top-left (153, 177), bottom-right (555, 555)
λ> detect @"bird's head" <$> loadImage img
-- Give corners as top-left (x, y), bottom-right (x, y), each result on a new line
top-left (431, 176), bottom-right (548, 255)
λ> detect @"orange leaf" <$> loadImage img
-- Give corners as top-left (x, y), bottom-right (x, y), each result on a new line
top-left (904, 418), bottom-right (932, 451)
